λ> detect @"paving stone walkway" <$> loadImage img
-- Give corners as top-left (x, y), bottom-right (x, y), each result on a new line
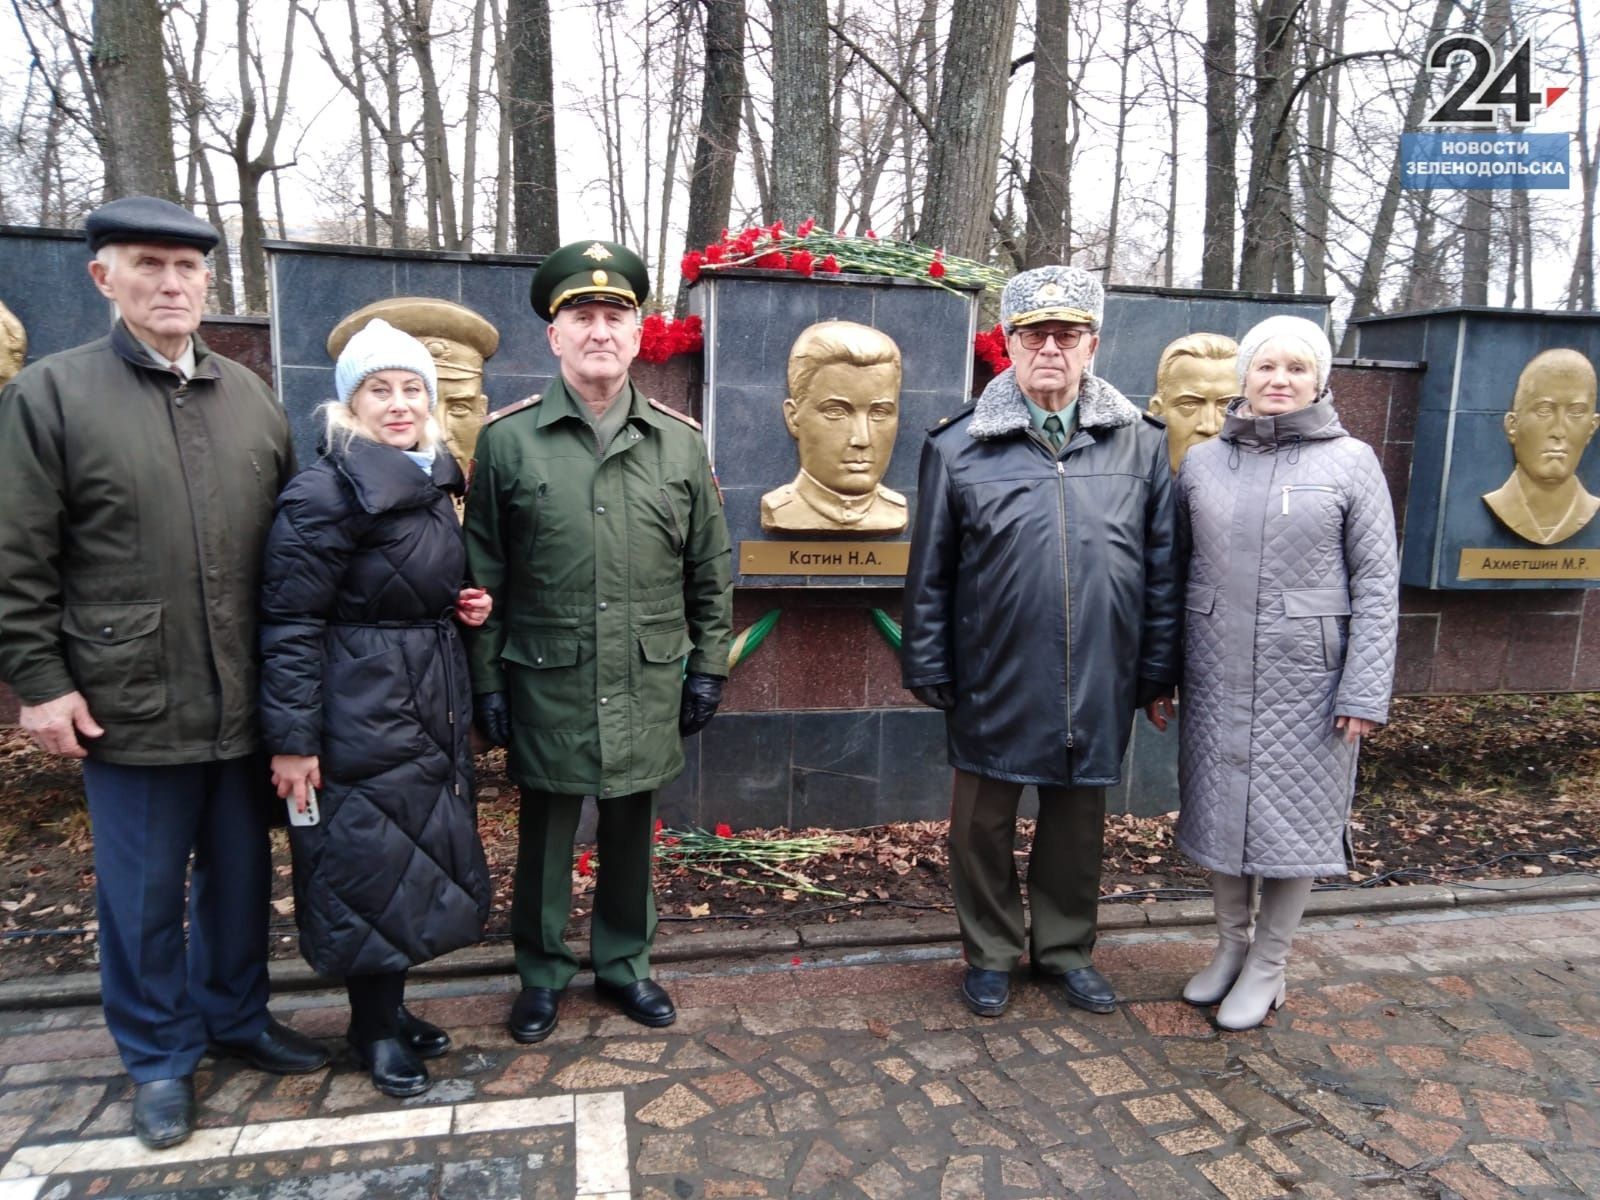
top-left (2, 896), bottom-right (1600, 1198)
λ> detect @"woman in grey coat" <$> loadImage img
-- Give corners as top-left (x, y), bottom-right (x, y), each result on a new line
top-left (1172, 315), bottom-right (1398, 1030)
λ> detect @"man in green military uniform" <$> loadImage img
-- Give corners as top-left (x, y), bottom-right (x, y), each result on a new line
top-left (464, 240), bottom-right (732, 1041)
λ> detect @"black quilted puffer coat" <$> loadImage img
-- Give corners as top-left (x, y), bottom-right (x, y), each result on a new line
top-left (259, 436), bottom-right (490, 977)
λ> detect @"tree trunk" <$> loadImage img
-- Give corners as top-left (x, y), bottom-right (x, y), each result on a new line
top-left (1023, 0), bottom-right (1070, 268)
top-left (1201, 0), bottom-right (1237, 287)
top-left (1103, 0), bottom-right (1137, 281)
top-left (653, 4), bottom-right (693, 304)
top-left (1460, 0), bottom-right (1509, 305)
top-left (771, 0), bottom-right (831, 225)
top-left (1342, 0), bottom-right (1454, 349)
top-left (1237, 0), bottom-right (1298, 292)
top-left (347, 0), bottom-right (378, 244)
top-left (1298, 0), bottom-right (1345, 295)
top-left (92, 0), bottom-right (178, 201)
top-left (399, 0), bottom-right (457, 249)
top-left (743, 88), bottom-right (775, 225)
top-left (491, 0), bottom-right (512, 252)
top-left (506, 0), bottom-right (560, 252)
top-left (461, 0), bottom-right (489, 249)
top-left (383, 21), bottom-right (409, 247)
top-left (684, 0), bottom-right (745, 262)
top-left (1566, 0), bottom-right (1596, 309)
top-left (915, 0), bottom-right (1019, 258)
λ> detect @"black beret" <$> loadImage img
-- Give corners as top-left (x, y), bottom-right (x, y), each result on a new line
top-left (528, 240), bottom-right (650, 321)
top-left (85, 196), bottom-right (220, 254)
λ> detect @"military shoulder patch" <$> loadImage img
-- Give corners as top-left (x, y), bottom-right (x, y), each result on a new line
top-left (485, 394), bottom-right (542, 425)
top-left (648, 397), bottom-right (702, 430)
top-left (928, 406), bottom-right (975, 435)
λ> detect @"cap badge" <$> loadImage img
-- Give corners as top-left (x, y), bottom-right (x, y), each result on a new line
top-left (583, 242), bottom-right (613, 261)
top-left (1037, 282), bottom-right (1065, 300)
top-left (592, 269), bottom-right (609, 286)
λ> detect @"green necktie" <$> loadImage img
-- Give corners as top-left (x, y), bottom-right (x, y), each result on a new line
top-left (1043, 414), bottom-right (1065, 450)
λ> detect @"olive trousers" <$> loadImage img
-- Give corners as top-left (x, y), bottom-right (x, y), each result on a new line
top-left (511, 788), bottom-right (657, 990)
top-left (948, 768), bottom-right (1107, 973)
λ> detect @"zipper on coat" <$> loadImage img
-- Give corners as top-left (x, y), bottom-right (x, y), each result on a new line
top-left (1280, 483), bottom-right (1339, 514)
top-left (1056, 460), bottom-right (1074, 749)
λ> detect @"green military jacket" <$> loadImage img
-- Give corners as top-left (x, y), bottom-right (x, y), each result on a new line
top-left (0, 321), bottom-right (295, 764)
top-left (464, 375), bottom-right (733, 797)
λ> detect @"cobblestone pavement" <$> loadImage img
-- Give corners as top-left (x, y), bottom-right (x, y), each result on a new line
top-left (2, 897), bottom-right (1600, 1198)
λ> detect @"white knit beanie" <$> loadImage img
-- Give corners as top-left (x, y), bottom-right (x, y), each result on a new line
top-left (1236, 315), bottom-right (1332, 392)
top-left (334, 318), bottom-right (438, 408)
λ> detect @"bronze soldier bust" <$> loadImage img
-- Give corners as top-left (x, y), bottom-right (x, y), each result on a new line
top-left (760, 320), bottom-right (907, 534)
top-left (1147, 333), bottom-right (1238, 475)
top-left (0, 299), bottom-right (25, 388)
top-left (1482, 348), bottom-right (1600, 546)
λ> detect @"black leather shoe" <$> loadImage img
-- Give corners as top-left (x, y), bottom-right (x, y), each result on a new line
top-left (397, 1005), bottom-right (451, 1059)
top-left (508, 986), bottom-right (561, 1044)
top-left (210, 1017), bottom-right (330, 1074)
top-left (594, 978), bottom-right (677, 1027)
top-left (132, 1076), bottom-right (195, 1150)
top-left (348, 1036), bottom-right (431, 1098)
top-left (962, 967), bottom-right (1011, 1017)
top-left (1036, 964), bottom-right (1118, 1014)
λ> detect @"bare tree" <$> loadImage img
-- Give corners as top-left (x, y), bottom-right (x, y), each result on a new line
top-left (164, 0), bottom-right (236, 311)
top-left (915, 0), bottom-right (1019, 258)
top-left (91, 0), bottom-right (178, 200)
top-left (1238, 0), bottom-right (1299, 291)
top-left (1023, 0), bottom-right (1070, 268)
top-left (771, 0), bottom-right (831, 224)
top-left (1459, 0), bottom-right (1508, 305)
top-left (505, 0), bottom-right (560, 251)
top-left (684, 0), bottom-right (745, 258)
top-left (1567, 0), bottom-right (1596, 309)
top-left (1200, 0), bottom-right (1237, 287)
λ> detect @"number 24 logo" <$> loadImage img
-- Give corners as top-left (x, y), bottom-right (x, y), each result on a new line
top-left (1424, 35), bottom-right (1542, 128)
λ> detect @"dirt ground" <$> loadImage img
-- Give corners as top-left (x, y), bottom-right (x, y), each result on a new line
top-left (2, 692), bottom-right (1598, 981)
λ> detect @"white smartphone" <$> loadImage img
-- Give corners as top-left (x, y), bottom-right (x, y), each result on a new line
top-left (287, 785), bottom-right (321, 827)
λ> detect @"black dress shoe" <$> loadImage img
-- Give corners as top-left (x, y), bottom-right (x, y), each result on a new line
top-left (210, 1017), bottom-right (330, 1074)
top-left (348, 1036), bottom-right (431, 1098)
top-left (594, 978), bottom-right (677, 1027)
top-left (132, 1076), bottom-right (195, 1150)
top-left (397, 1005), bottom-right (451, 1059)
top-left (1035, 964), bottom-right (1117, 1014)
top-left (962, 967), bottom-right (1011, 1017)
top-left (508, 986), bottom-right (561, 1044)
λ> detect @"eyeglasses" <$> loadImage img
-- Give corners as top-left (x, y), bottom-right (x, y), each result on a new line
top-left (1014, 326), bottom-right (1091, 351)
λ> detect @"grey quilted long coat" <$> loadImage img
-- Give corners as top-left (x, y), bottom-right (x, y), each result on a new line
top-left (1173, 396), bottom-right (1398, 878)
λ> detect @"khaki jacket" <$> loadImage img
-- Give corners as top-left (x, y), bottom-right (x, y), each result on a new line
top-left (464, 376), bottom-right (733, 797)
top-left (0, 321), bottom-right (295, 763)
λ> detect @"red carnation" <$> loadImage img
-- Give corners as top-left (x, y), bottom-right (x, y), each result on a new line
top-left (928, 260), bottom-right (947, 278)
top-left (576, 849), bottom-right (594, 877)
top-left (866, 229), bottom-right (878, 239)
top-left (680, 250), bottom-right (703, 284)
top-left (769, 219), bottom-right (785, 238)
top-left (734, 229), bottom-right (760, 256)
top-left (790, 249), bottom-right (815, 276)
top-left (755, 250), bottom-right (789, 270)
top-left (705, 242), bottom-right (726, 264)
top-left (797, 217), bottom-right (816, 237)
top-left (714, 822), bottom-right (733, 838)
top-left (820, 254), bottom-right (840, 273)
top-left (653, 818), bottom-right (664, 841)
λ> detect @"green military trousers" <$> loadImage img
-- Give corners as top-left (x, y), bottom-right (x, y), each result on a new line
top-left (511, 788), bottom-right (658, 990)
top-left (948, 768), bottom-right (1107, 974)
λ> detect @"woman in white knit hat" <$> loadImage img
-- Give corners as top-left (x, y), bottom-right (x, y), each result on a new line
top-left (257, 319), bottom-right (493, 1096)
top-left (1169, 315), bottom-right (1399, 1030)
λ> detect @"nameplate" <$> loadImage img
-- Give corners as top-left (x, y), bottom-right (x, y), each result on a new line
top-left (740, 540), bottom-right (910, 575)
top-left (1458, 548), bottom-right (1600, 580)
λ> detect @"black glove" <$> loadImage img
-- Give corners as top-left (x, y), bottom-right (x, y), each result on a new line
top-left (679, 672), bottom-right (725, 736)
top-left (475, 692), bottom-right (511, 747)
top-left (1135, 678), bottom-right (1173, 709)
top-left (910, 683), bottom-right (955, 710)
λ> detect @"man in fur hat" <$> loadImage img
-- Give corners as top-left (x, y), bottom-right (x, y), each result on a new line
top-left (902, 265), bottom-right (1182, 1019)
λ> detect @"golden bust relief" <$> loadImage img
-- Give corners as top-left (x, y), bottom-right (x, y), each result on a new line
top-left (0, 299), bottom-right (26, 389)
top-left (1482, 348), bottom-right (1600, 546)
top-left (760, 320), bottom-right (907, 534)
top-left (327, 297), bottom-right (500, 479)
top-left (1147, 332), bottom-right (1238, 475)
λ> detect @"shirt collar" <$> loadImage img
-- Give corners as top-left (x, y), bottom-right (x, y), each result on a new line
top-left (1022, 393), bottom-right (1077, 434)
top-left (134, 334), bottom-right (197, 380)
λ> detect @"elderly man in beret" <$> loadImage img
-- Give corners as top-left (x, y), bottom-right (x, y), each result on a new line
top-left (464, 239), bottom-right (732, 1042)
top-left (903, 265), bottom-right (1182, 1018)
top-left (0, 196), bottom-right (326, 1149)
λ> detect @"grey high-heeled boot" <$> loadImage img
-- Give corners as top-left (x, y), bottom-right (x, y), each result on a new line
top-left (1216, 876), bottom-right (1314, 1031)
top-left (1183, 872), bottom-right (1255, 1006)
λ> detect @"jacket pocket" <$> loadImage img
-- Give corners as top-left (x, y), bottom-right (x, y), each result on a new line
top-left (638, 625), bottom-right (693, 717)
top-left (321, 646), bottom-right (427, 781)
top-left (1282, 587), bottom-right (1351, 670)
top-left (61, 601), bottom-right (166, 721)
top-left (501, 634), bottom-right (587, 733)
top-left (501, 636), bottom-right (581, 670)
top-left (1185, 584), bottom-right (1218, 614)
